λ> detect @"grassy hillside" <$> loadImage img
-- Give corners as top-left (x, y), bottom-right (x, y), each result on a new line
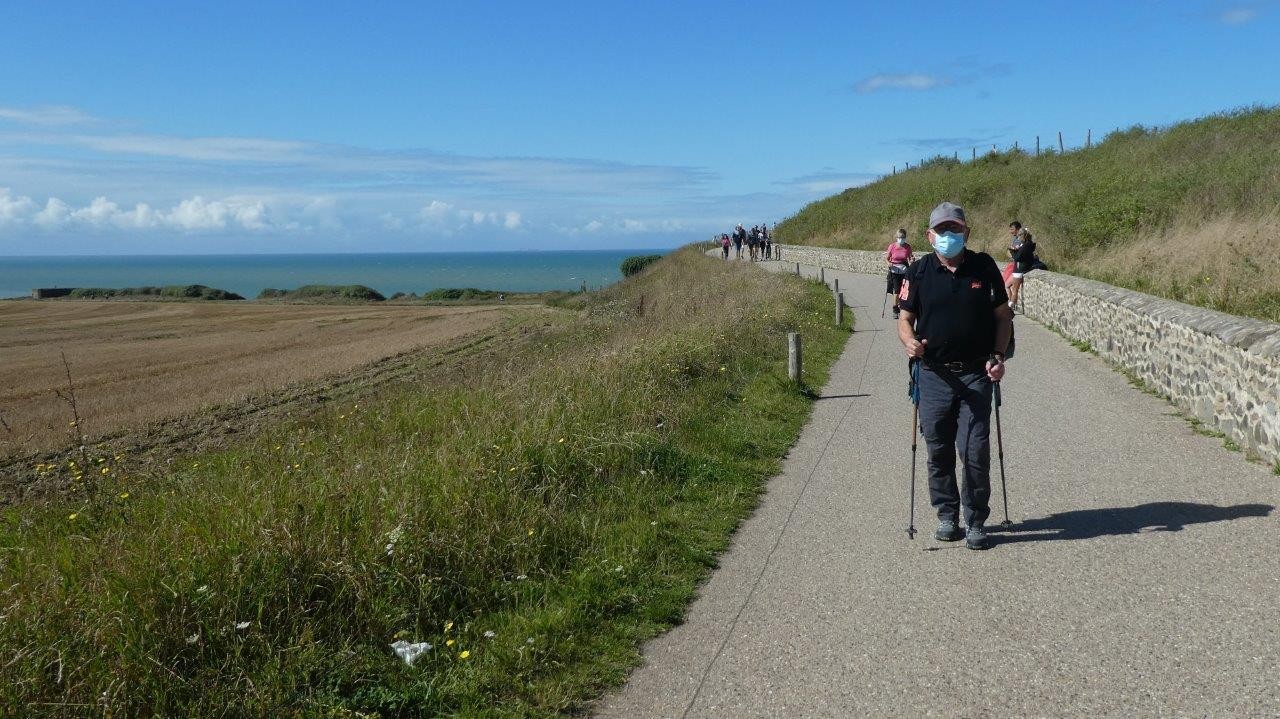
top-left (0, 247), bottom-right (848, 717)
top-left (776, 106), bottom-right (1280, 322)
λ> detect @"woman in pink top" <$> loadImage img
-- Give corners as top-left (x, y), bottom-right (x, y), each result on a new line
top-left (884, 228), bottom-right (914, 319)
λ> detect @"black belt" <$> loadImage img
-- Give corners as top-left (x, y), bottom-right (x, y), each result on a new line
top-left (924, 359), bottom-right (987, 373)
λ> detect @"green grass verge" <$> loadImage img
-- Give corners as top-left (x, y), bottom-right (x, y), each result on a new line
top-left (0, 246), bottom-right (849, 716)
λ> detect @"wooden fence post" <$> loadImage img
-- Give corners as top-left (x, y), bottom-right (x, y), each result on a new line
top-left (972, 147), bottom-right (976, 160)
top-left (835, 292), bottom-right (845, 326)
top-left (1087, 129), bottom-right (1092, 148)
top-left (788, 333), bottom-right (802, 382)
top-left (1035, 136), bottom-right (1040, 156)
top-left (819, 267), bottom-right (825, 284)
top-left (795, 262), bottom-right (800, 276)
top-left (1058, 131), bottom-right (1064, 153)
top-left (833, 277), bottom-right (840, 296)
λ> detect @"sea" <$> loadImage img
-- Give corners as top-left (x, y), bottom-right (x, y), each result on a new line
top-left (0, 250), bottom-right (666, 300)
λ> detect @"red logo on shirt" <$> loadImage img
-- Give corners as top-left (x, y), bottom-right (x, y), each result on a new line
top-left (897, 279), bottom-right (910, 301)
top-left (970, 280), bottom-right (982, 289)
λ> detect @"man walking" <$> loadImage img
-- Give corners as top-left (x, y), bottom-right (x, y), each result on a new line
top-left (897, 202), bottom-right (1013, 550)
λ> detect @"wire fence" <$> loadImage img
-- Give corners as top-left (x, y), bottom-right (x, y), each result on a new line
top-left (891, 129), bottom-right (1098, 176)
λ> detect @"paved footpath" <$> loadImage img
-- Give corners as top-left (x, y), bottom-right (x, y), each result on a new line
top-left (598, 261), bottom-right (1279, 718)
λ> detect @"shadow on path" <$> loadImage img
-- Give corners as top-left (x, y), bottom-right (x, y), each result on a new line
top-left (994, 501), bottom-right (1273, 544)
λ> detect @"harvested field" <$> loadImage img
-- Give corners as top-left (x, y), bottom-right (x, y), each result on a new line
top-left (0, 300), bottom-right (516, 459)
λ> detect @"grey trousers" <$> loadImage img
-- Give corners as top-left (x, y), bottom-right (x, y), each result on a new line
top-left (918, 366), bottom-right (993, 527)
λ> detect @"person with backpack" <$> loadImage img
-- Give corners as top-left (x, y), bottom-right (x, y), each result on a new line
top-left (762, 223), bottom-right (772, 259)
top-left (884, 228), bottom-right (914, 319)
top-left (1004, 222), bottom-right (1038, 310)
top-left (897, 202), bottom-right (1013, 550)
top-left (720, 233), bottom-right (731, 259)
top-left (733, 224), bottom-right (745, 259)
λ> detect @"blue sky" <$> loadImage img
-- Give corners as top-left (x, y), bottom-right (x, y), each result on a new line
top-left (0, 0), bottom-right (1275, 255)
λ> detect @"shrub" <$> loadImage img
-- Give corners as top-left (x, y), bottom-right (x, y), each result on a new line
top-left (258, 285), bottom-right (386, 301)
top-left (620, 254), bottom-right (664, 277)
top-left (420, 288), bottom-right (500, 301)
top-left (68, 287), bottom-right (119, 298)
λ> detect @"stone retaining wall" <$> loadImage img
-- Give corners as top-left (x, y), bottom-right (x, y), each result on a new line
top-left (774, 243), bottom-right (1280, 467)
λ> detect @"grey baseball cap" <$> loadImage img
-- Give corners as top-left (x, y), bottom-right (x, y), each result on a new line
top-left (928, 201), bottom-right (967, 229)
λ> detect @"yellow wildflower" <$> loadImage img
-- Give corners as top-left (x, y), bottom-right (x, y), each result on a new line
top-left (459, 650), bottom-right (471, 660)
top-left (68, 513), bottom-right (78, 521)
top-left (101, 467), bottom-right (110, 475)
top-left (445, 639), bottom-right (455, 647)
top-left (118, 492), bottom-right (130, 500)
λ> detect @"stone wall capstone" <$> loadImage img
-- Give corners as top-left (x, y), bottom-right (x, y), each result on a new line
top-left (772, 243), bottom-right (1280, 467)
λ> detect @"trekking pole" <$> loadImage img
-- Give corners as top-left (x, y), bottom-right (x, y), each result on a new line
top-left (881, 291), bottom-right (890, 318)
top-left (993, 381), bottom-right (1011, 527)
top-left (907, 359), bottom-right (921, 539)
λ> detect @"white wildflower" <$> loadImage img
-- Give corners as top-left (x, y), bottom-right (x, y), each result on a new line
top-left (196, 585), bottom-right (209, 594)
top-left (186, 633), bottom-right (199, 644)
top-left (515, 574), bottom-right (528, 581)
top-left (483, 630), bottom-right (496, 639)
top-left (235, 621), bottom-right (251, 630)
top-left (384, 524), bottom-right (405, 556)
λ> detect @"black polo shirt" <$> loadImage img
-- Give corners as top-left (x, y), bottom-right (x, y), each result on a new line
top-left (898, 249), bottom-right (1008, 364)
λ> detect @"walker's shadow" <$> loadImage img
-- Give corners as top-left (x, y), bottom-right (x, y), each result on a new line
top-left (994, 501), bottom-right (1273, 544)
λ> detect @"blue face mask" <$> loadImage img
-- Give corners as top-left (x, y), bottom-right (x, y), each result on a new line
top-left (932, 231), bottom-right (965, 258)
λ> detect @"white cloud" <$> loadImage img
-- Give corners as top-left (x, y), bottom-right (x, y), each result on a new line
top-left (414, 200), bottom-right (523, 233)
top-left (0, 105), bottom-right (96, 126)
top-left (0, 188), bottom-right (36, 223)
top-left (168, 196), bottom-right (268, 230)
top-left (0, 190), bottom-right (295, 233)
top-left (582, 219), bottom-right (604, 233)
top-left (420, 200), bottom-right (454, 223)
top-left (34, 197), bottom-right (71, 228)
top-left (1220, 6), bottom-right (1259, 24)
top-left (855, 73), bottom-right (951, 93)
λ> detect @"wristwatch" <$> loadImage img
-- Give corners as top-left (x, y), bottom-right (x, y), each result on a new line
top-left (989, 352), bottom-right (1005, 363)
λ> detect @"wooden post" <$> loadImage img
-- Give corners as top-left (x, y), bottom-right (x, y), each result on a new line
top-left (953, 150), bottom-right (958, 160)
top-left (893, 164), bottom-right (896, 175)
top-left (1035, 136), bottom-right (1040, 156)
top-left (819, 267), bottom-right (825, 284)
top-left (1014, 140), bottom-right (1018, 151)
top-left (788, 333), bottom-right (802, 382)
top-left (1058, 131), bottom-right (1064, 153)
top-left (972, 147), bottom-right (976, 160)
top-left (835, 292), bottom-right (845, 326)
top-left (833, 277), bottom-right (840, 296)
top-left (1086, 129), bottom-right (1092, 148)
top-left (795, 262), bottom-right (800, 276)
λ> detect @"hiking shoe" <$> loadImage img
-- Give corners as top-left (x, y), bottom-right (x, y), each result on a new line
top-left (966, 524), bottom-right (990, 550)
top-left (935, 520), bottom-right (963, 542)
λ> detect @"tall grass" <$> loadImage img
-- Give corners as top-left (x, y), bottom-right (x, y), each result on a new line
top-left (776, 106), bottom-right (1280, 322)
top-left (0, 247), bottom-right (848, 717)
